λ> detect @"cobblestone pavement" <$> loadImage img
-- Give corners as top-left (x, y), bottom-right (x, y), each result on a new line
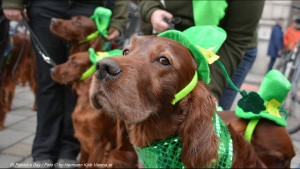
top-left (0, 73), bottom-right (299, 168)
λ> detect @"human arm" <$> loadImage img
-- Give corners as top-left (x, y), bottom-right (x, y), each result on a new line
top-left (107, 0), bottom-right (129, 40)
top-left (139, 0), bottom-right (172, 34)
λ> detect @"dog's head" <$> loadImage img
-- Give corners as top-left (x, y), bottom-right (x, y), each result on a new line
top-left (90, 35), bottom-right (219, 167)
top-left (89, 35), bottom-right (198, 123)
top-left (51, 51), bottom-right (90, 84)
top-left (50, 16), bottom-right (96, 42)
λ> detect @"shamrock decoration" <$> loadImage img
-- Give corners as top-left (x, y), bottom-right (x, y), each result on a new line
top-left (237, 91), bottom-right (266, 114)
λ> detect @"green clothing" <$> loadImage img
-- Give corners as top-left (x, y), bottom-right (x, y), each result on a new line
top-left (139, 0), bottom-right (265, 98)
top-left (2, 0), bottom-right (129, 34)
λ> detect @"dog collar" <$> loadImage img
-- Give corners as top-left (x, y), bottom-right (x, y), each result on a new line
top-left (172, 71), bottom-right (198, 105)
top-left (78, 31), bottom-right (100, 44)
top-left (135, 113), bottom-right (233, 168)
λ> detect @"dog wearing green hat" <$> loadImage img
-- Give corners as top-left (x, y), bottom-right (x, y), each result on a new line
top-left (218, 69), bottom-right (295, 168)
top-left (90, 25), bottom-right (267, 168)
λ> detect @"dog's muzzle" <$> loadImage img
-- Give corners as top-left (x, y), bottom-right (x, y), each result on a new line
top-left (95, 59), bottom-right (122, 80)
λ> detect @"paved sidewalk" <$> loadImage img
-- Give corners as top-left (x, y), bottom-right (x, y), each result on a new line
top-left (0, 73), bottom-right (299, 168)
top-left (0, 85), bottom-right (35, 168)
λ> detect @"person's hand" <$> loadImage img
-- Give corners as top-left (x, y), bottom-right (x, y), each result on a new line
top-left (150, 9), bottom-right (173, 34)
top-left (107, 28), bottom-right (120, 41)
top-left (278, 50), bottom-right (283, 56)
top-left (3, 9), bottom-right (24, 22)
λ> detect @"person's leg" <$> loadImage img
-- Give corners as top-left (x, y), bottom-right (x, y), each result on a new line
top-left (27, 0), bottom-right (79, 162)
top-left (57, 1), bottom-right (104, 161)
top-left (267, 57), bottom-right (276, 73)
top-left (219, 47), bottom-right (257, 110)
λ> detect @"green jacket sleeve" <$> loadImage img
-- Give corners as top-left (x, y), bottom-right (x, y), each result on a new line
top-left (109, 0), bottom-right (129, 35)
top-left (2, 0), bottom-right (25, 9)
top-left (209, 0), bottom-right (265, 98)
top-left (139, 0), bottom-right (163, 22)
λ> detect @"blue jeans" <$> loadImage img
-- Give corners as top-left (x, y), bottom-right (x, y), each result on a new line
top-left (267, 57), bottom-right (277, 73)
top-left (218, 47), bottom-right (257, 110)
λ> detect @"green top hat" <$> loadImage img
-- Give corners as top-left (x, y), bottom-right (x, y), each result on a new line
top-left (158, 26), bottom-right (227, 84)
top-left (235, 70), bottom-right (291, 126)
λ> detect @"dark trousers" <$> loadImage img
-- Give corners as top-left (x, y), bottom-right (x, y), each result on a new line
top-left (219, 47), bottom-right (257, 110)
top-left (27, 0), bottom-right (103, 162)
top-left (267, 57), bottom-right (277, 73)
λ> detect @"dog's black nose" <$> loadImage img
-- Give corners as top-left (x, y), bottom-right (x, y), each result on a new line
top-left (51, 18), bottom-right (58, 26)
top-left (96, 59), bottom-right (121, 80)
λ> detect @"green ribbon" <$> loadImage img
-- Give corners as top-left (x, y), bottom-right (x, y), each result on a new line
top-left (78, 31), bottom-right (100, 44)
top-left (172, 72), bottom-right (198, 105)
top-left (90, 7), bottom-right (112, 38)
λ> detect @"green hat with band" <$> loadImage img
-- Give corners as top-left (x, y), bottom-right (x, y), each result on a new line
top-left (235, 70), bottom-right (291, 126)
top-left (158, 26), bottom-right (227, 84)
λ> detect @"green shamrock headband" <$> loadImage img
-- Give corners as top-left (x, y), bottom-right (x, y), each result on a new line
top-left (158, 26), bottom-right (275, 117)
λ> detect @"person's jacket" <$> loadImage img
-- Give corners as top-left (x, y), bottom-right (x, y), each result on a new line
top-left (267, 24), bottom-right (283, 58)
top-left (284, 23), bottom-right (300, 51)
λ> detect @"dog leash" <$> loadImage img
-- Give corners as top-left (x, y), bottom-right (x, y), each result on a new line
top-left (22, 17), bottom-right (56, 66)
top-left (12, 25), bottom-right (28, 77)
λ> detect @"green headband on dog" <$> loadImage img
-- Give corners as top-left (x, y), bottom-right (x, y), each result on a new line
top-left (158, 26), bottom-right (286, 123)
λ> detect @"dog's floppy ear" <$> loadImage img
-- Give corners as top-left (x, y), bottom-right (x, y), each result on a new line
top-left (178, 82), bottom-right (219, 168)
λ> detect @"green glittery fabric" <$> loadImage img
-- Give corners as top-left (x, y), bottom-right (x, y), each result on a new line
top-left (135, 113), bottom-right (233, 168)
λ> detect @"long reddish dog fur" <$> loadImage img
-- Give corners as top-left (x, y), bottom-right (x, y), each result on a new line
top-left (89, 35), bottom-right (268, 168)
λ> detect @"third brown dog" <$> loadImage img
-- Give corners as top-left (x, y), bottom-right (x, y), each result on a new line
top-left (218, 111), bottom-right (295, 168)
top-left (0, 32), bottom-right (37, 130)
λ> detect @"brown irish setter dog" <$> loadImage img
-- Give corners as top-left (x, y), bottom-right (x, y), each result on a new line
top-left (50, 16), bottom-right (104, 54)
top-left (50, 51), bottom-right (138, 168)
top-left (0, 32), bottom-right (37, 130)
top-left (50, 16), bottom-right (138, 167)
top-left (89, 35), bottom-right (269, 168)
top-left (219, 111), bottom-right (295, 168)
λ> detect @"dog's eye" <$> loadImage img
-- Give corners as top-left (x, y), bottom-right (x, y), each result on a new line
top-left (73, 20), bottom-right (81, 25)
top-left (123, 49), bottom-right (129, 55)
top-left (70, 60), bottom-right (77, 65)
top-left (275, 158), bottom-right (286, 166)
top-left (157, 56), bottom-right (170, 66)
